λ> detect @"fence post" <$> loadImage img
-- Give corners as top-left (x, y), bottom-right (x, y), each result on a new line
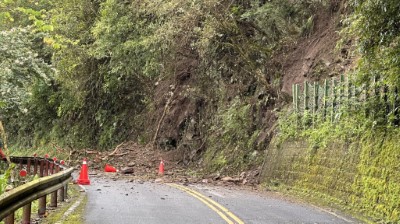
top-left (304, 81), bottom-right (309, 112)
top-left (292, 84), bottom-right (296, 111)
top-left (27, 159), bottom-right (31, 174)
top-left (59, 186), bottom-right (65, 202)
top-left (50, 190), bottom-right (58, 208)
top-left (50, 163), bottom-right (59, 207)
top-left (33, 158), bottom-right (38, 176)
top-left (331, 78), bottom-right (337, 122)
top-left (44, 160), bottom-right (48, 176)
top-left (64, 183), bottom-right (69, 199)
top-left (4, 212), bottom-right (14, 224)
top-left (324, 79), bottom-right (329, 120)
top-left (38, 160), bottom-right (46, 217)
top-left (304, 81), bottom-right (310, 127)
top-left (313, 82), bottom-right (319, 124)
top-left (347, 75), bottom-right (352, 109)
top-left (339, 74), bottom-right (344, 110)
top-left (22, 203), bottom-right (31, 224)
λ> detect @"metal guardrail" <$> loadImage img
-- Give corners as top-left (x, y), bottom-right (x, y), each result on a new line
top-left (0, 156), bottom-right (74, 224)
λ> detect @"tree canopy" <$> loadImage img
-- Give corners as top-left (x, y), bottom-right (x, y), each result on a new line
top-left (1, 0), bottom-right (399, 148)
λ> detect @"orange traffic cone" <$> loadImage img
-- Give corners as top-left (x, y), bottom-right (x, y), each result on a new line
top-left (158, 160), bottom-right (164, 175)
top-left (104, 164), bottom-right (117, 172)
top-left (77, 158), bottom-right (90, 185)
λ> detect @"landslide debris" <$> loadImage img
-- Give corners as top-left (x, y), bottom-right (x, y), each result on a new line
top-left (69, 141), bottom-right (261, 188)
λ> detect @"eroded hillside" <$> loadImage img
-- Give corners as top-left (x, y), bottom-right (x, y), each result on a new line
top-left (148, 0), bottom-right (354, 175)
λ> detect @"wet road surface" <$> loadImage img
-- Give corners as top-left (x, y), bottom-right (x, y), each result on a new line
top-left (84, 177), bottom-right (360, 224)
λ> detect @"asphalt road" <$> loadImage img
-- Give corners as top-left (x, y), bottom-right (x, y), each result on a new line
top-left (83, 177), bottom-right (360, 224)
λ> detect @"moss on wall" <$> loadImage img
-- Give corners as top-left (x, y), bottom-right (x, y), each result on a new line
top-left (262, 130), bottom-right (400, 223)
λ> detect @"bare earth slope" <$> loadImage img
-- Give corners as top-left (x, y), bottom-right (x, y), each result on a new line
top-left (281, 2), bottom-right (354, 93)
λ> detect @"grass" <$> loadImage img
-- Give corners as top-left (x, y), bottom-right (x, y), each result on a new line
top-left (41, 183), bottom-right (86, 224)
top-left (1, 179), bottom-right (86, 224)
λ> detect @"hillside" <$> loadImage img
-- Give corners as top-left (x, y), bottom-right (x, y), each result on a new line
top-left (1, 0), bottom-right (400, 222)
top-left (148, 1), bottom-right (352, 168)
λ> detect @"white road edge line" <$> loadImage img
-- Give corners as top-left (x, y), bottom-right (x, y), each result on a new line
top-left (54, 185), bottom-right (86, 224)
top-left (310, 204), bottom-right (354, 223)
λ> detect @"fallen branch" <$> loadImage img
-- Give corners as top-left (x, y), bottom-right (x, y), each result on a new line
top-left (152, 91), bottom-right (175, 147)
top-left (110, 152), bottom-right (129, 157)
top-left (85, 150), bottom-right (98, 155)
top-left (109, 142), bottom-right (124, 156)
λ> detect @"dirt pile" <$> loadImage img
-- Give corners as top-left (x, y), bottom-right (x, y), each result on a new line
top-left (69, 141), bottom-right (261, 187)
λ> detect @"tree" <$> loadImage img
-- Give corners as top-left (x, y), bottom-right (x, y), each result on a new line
top-left (349, 0), bottom-right (400, 86)
top-left (0, 28), bottom-right (53, 115)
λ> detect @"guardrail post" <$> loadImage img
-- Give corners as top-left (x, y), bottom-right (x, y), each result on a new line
top-left (50, 190), bottom-right (58, 207)
top-left (27, 159), bottom-right (31, 174)
top-left (45, 160), bottom-right (49, 176)
top-left (59, 186), bottom-right (65, 202)
top-left (64, 184), bottom-right (68, 199)
top-left (38, 195), bottom-right (46, 217)
top-left (50, 164), bottom-right (60, 207)
top-left (38, 159), bottom-right (46, 217)
top-left (0, 160), bottom-right (73, 223)
top-left (33, 158), bottom-right (37, 175)
top-left (49, 162), bottom-right (52, 175)
top-left (22, 203), bottom-right (31, 224)
top-left (39, 160), bottom-right (44, 176)
top-left (4, 212), bottom-right (14, 224)
top-left (55, 165), bottom-right (65, 202)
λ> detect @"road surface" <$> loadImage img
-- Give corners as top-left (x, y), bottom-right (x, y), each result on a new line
top-left (83, 177), bottom-right (360, 224)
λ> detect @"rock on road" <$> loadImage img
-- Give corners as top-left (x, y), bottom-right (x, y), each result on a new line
top-left (83, 177), bottom-right (360, 224)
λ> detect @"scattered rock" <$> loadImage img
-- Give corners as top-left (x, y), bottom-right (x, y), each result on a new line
top-left (120, 167), bottom-right (134, 174)
top-left (221, 176), bottom-right (233, 182)
top-left (221, 176), bottom-right (241, 183)
top-left (210, 173), bottom-right (221, 181)
top-left (155, 178), bottom-right (163, 183)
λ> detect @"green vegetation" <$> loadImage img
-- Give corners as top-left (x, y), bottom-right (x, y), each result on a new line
top-left (204, 97), bottom-right (262, 172)
top-left (1, 0), bottom-right (400, 221)
top-left (268, 1), bottom-right (400, 221)
top-left (344, 0), bottom-right (400, 87)
top-left (0, 164), bottom-right (14, 195)
top-left (0, 0), bottom-right (324, 149)
top-left (268, 111), bottom-right (400, 222)
top-left (42, 184), bottom-right (86, 224)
